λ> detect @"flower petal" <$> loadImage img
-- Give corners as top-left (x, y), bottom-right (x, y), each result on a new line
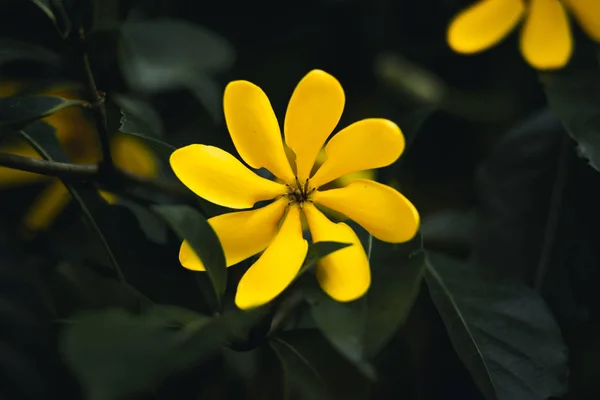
top-left (303, 203), bottom-right (370, 302)
top-left (23, 181), bottom-right (71, 233)
top-left (170, 144), bottom-right (286, 209)
top-left (447, 0), bottom-right (525, 54)
top-left (111, 134), bottom-right (158, 178)
top-left (224, 81), bottom-right (295, 182)
top-left (312, 179), bottom-right (419, 243)
top-left (564, 0), bottom-right (600, 41)
top-left (284, 70), bottom-right (345, 182)
top-left (520, 0), bottom-right (572, 69)
top-left (310, 119), bottom-right (404, 188)
top-left (179, 197), bottom-right (288, 271)
top-left (235, 205), bottom-right (308, 310)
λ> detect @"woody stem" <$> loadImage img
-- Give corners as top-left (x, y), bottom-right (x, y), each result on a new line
top-left (77, 26), bottom-right (114, 172)
top-left (0, 152), bottom-right (200, 206)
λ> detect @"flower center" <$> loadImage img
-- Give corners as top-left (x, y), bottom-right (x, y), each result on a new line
top-left (285, 177), bottom-right (315, 208)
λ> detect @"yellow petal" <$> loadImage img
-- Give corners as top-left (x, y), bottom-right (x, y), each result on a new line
top-left (42, 87), bottom-right (97, 149)
top-left (284, 70), bottom-right (345, 182)
top-left (312, 179), bottom-right (419, 243)
top-left (310, 119), bottom-right (405, 188)
top-left (224, 81), bottom-right (295, 183)
top-left (303, 203), bottom-right (370, 302)
top-left (336, 169), bottom-right (376, 188)
top-left (111, 134), bottom-right (158, 177)
top-left (170, 144), bottom-right (286, 209)
top-left (0, 140), bottom-right (48, 188)
top-left (520, 0), bottom-right (572, 69)
top-left (179, 197), bottom-right (288, 271)
top-left (564, 0), bottom-right (600, 41)
top-left (235, 205), bottom-right (308, 310)
top-left (99, 190), bottom-right (119, 204)
top-left (447, 0), bottom-right (525, 54)
top-left (23, 181), bottom-right (71, 233)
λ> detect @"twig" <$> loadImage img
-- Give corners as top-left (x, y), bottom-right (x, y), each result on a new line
top-left (534, 133), bottom-right (571, 292)
top-left (0, 152), bottom-right (197, 203)
top-left (77, 26), bottom-right (114, 169)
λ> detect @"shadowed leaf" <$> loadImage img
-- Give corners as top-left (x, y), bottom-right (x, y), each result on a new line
top-left (0, 96), bottom-right (85, 138)
top-left (151, 204), bottom-right (227, 308)
top-left (425, 252), bottom-right (568, 400)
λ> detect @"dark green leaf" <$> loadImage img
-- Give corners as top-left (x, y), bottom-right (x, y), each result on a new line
top-left (58, 262), bottom-right (152, 312)
top-left (0, 95), bottom-right (85, 138)
top-left (541, 68), bottom-right (600, 172)
top-left (300, 241), bottom-right (352, 274)
top-left (30, 0), bottom-right (71, 38)
top-left (0, 39), bottom-right (63, 68)
top-left (270, 329), bottom-right (369, 400)
top-left (472, 109), bottom-right (566, 282)
top-left (151, 204), bottom-right (227, 308)
top-left (19, 122), bottom-right (126, 281)
top-left (117, 199), bottom-right (168, 244)
top-left (118, 18), bottom-right (234, 121)
top-left (420, 209), bottom-right (476, 249)
top-left (60, 306), bottom-right (210, 400)
top-left (112, 93), bottom-right (164, 139)
top-left (425, 252), bottom-right (568, 400)
top-left (61, 305), bottom-right (269, 400)
top-left (363, 234), bottom-right (425, 357)
top-left (304, 287), bottom-right (375, 380)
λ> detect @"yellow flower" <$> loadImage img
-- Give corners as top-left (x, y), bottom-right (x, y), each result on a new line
top-left (0, 81), bottom-right (158, 233)
top-left (447, 0), bottom-right (600, 69)
top-left (170, 70), bottom-right (420, 310)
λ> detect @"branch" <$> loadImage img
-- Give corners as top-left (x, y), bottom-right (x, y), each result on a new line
top-left (77, 26), bottom-right (114, 169)
top-left (0, 152), bottom-right (198, 204)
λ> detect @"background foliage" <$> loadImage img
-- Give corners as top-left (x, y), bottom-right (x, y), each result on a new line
top-left (1, 0), bottom-right (599, 399)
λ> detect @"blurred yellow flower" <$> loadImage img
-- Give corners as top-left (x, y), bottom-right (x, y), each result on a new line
top-left (170, 69), bottom-right (420, 310)
top-left (447, 0), bottom-right (600, 69)
top-left (0, 81), bottom-right (158, 233)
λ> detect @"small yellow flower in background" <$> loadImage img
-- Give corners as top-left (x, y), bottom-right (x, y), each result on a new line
top-left (447, 0), bottom-right (600, 69)
top-left (0, 81), bottom-right (159, 233)
top-left (170, 70), bottom-right (420, 310)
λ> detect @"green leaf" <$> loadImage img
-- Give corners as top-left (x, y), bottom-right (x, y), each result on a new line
top-left (0, 39), bottom-right (62, 68)
top-left (304, 288), bottom-right (375, 380)
top-left (117, 199), bottom-right (168, 244)
top-left (19, 122), bottom-right (126, 281)
top-left (270, 329), bottom-right (369, 400)
top-left (0, 95), bottom-right (86, 138)
top-left (420, 209), bottom-right (476, 250)
top-left (472, 109), bottom-right (567, 282)
top-left (30, 0), bottom-right (71, 38)
top-left (299, 241), bottom-right (352, 274)
top-left (61, 306), bottom-right (210, 400)
top-left (304, 231), bottom-right (424, 372)
top-left (425, 252), bottom-right (568, 400)
top-left (58, 262), bottom-right (152, 312)
top-left (112, 93), bottom-right (164, 139)
top-left (363, 234), bottom-right (425, 357)
top-left (61, 305), bottom-right (269, 400)
top-left (118, 18), bottom-right (234, 121)
top-left (541, 68), bottom-right (600, 172)
top-left (151, 204), bottom-right (227, 308)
